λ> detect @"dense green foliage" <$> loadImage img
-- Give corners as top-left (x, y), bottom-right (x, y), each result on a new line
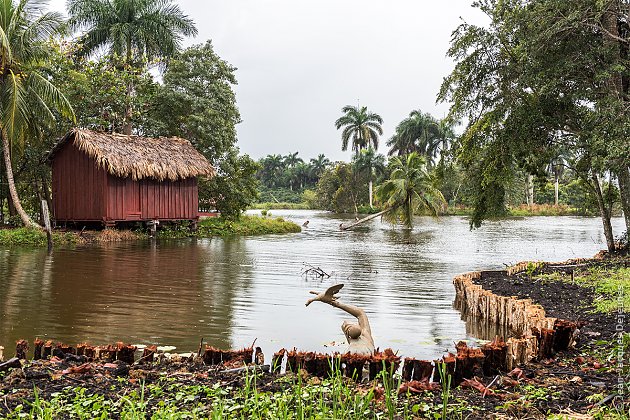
top-left (0, 227), bottom-right (77, 246)
top-left (155, 215), bottom-right (301, 239)
top-left (0, 5), bottom-right (258, 224)
top-left (376, 153), bottom-right (446, 228)
top-left (0, 0), bottom-right (75, 227)
top-left (4, 369), bottom-right (458, 420)
top-left (256, 153), bottom-right (330, 195)
top-left (438, 0), bottom-right (630, 246)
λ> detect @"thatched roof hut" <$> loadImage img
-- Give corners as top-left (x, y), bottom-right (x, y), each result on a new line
top-left (48, 128), bottom-right (215, 225)
top-left (48, 128), bottom-right (215, 181)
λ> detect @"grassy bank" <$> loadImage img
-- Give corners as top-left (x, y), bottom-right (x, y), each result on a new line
top-left (250, 202), bottom-right (310, 210)
top-left (0, 216), bottom-right (300, 247)
top-left (157, 215), bottom-right (301, 239)
top-left (5, 369), bottom-right (435, 419)
top-left (536, 261), bottom-right (630, 314)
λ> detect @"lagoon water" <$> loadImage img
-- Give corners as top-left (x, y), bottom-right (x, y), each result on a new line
top-left (0, 211), bottom-right (624, 360)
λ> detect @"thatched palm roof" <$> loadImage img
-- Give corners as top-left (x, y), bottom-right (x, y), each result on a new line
top-left (48, 129), bottom-right (215, 181)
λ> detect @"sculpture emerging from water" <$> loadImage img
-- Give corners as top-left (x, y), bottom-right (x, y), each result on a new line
top-left (305, 284), bottom-right (375, 356)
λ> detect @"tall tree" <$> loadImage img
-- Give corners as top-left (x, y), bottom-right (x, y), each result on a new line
top-left (0, 0), bottom-right (75, 227)
top-left (335, 105), bottom-right (383, 155)
top-left (375, 153), bottom-right (445, 229)
top-left (309, 154), bottom-right (331, 178)
top-left (387, 110), bottom-right (439, 158)
top-left (147, 41), bottom-right (257, 218)
top-left (439, 0), bottom-right (629, 250)
top-left (353, 147), bottom-right (385, 208)
top-left (283, 152), bottom-right (303, 168)
top-left (67, 0), bottom-right (197, 134)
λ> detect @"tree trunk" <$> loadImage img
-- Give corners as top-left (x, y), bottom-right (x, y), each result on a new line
top-left (591, 173), bottom-right (616, 252)
top-left (1, 131), bottom-right (40, 228)
top-left (526, 174), bottom-right (534, 207)
top-left (122, 79), bottom-right (133, 135)
top-left (602, 2), bottom-right (629, 236)
top-left (616, 167), bottom-right (630, 234)
top-left (369, 180), bottom-right (373, 208)
top-left (554, 174), bottom-right (559, 206)
top-left (340, 207), bottom-right (392, 231)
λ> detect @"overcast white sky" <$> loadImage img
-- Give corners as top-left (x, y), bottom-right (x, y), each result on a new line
top-left (46, 1), bottom-right (487, 162)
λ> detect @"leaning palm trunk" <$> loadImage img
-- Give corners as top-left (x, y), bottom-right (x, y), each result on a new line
top-left (340, 207), bottom-right (394, 231)
top-left (2, 131), bottom-right (40, 228)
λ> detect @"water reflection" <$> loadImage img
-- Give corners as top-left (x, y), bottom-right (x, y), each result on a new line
top-left (0, 212), bottom-right (624, 361)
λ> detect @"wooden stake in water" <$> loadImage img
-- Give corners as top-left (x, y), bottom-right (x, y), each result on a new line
top-left (41, 199), bottom-right (53, 252)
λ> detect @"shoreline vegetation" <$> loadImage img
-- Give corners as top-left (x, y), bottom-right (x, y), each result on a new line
top-left (251, 202), bottom-right (597, 217)
top-left (0, 253), bottom-right (627, 419)
top-left (0, 206), bottom-right (611, 248)
top-left (0, 215), bottom-right (301, 247)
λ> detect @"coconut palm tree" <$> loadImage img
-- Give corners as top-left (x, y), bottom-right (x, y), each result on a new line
top-left (375, 153), bottom-right (445, 229)
top-left (335, 105), bottom-right (383, 155)
top-left (387, 110), bottom-right (441, 159)
top-left (67, 0), bottom-right (197, 134)
top-left (353, 147), bottom-right (385, 208)
top-left (0, 0), bottom-right (75, 228)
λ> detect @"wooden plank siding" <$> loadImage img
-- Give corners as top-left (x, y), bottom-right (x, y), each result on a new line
top-left (52, 143), bottom-right (200, 224)
top-left (52, 144), bottom-right (105, 221)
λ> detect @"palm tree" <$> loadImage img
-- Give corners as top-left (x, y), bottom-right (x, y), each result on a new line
top-left (353, 147), bottom-right (385, 208)
top-left (283, 151), bottom-right (303, 168)
top-left (375, 153), bottom-right (445, 229)
top-left (1, 0), bottom-right (75, 227)
top-left (68, 0), bottom-right (197, 134)
top-left (309, 154), bottom-right (330, 178)
top-left (335, 105), bottom-right (383, 155)
top-left (387, 110), bottom-right (441, 160)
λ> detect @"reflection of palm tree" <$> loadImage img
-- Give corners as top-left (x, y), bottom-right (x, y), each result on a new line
top-left (335, 105), bottom-right (383, 155)
top-left (376, 153), bottom-right (445, 229)
top-left (1, 0), bottom-right (75, 227)
top-left (353, 148), bottom-right (386, 208)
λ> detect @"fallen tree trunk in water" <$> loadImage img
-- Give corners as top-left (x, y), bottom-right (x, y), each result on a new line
top-left (339, 207), bottom-right (392, 231)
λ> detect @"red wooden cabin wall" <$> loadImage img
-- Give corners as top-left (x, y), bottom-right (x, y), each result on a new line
top-left (52, 144), bottom-right (106, 221)
top-left (52, 143), bottom-right (199, 223)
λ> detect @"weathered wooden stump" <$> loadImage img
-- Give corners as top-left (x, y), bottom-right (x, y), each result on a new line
top-left (15, 340), bottom-right (28, 360)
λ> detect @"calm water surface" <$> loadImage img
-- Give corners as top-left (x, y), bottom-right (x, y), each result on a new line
top-left (0, 212), bottom-right (624, 360)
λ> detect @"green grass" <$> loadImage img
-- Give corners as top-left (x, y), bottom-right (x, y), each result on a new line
top-left (536, 265), bottom-right (629, 314)
top-left (574, 267), bottom-right (630, 314)
top-left (249, 202), bottom-right (311, 210)
top-left (4, 368), bottom-right (456, 420)
top-left (0, 227), bottom-right (77, 247)
top-left (507, 204), bottom-right (583, 216)
top-left (156, 215), bottom-right (301, 239)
